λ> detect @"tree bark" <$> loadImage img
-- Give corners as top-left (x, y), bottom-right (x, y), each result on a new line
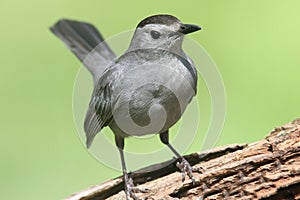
top-left (66, 119), bottom-right (300, 200)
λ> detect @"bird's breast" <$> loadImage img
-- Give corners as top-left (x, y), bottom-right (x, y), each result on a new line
top-left (109, 57), bottom-right (196, 136)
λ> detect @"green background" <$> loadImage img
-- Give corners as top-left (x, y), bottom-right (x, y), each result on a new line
top-left (1, 1), bottom-right (299, 199)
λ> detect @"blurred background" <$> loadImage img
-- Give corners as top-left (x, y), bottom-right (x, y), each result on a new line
top-left (1, 0), bottom-right (299, 199)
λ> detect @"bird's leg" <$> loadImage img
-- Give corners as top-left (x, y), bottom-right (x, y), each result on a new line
top-left (160, 130), bottom-right (200, 184)
top-left (115, 136), bottom-right (146, 200)
top-left (167, 143), bottom-right (195, 183)
top-left (118, 148), bottom-right (138, 200)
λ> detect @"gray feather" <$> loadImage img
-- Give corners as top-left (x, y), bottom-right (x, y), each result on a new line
top-left (50, 19), bottom-right (116, 80)
top-left (84, 82), bottom-right (113, 148)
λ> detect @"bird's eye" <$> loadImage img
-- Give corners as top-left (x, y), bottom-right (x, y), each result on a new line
top-left (150, 30), bottom-right (161, 39)
top-left (180, 26), bottom-right (186, 31)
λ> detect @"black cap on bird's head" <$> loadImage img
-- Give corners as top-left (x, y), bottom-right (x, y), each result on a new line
top-left (137, 15), bottom-right (181, 28)
top-left (137, 14), bottom-right (201, 35)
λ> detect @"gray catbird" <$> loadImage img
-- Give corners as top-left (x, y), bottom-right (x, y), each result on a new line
top-left (50, 14), bottom-right (201, 199)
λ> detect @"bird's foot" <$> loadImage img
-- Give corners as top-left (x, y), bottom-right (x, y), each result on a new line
top-left (124, 177), bottom-right (148, 200)
top-left (176, 158), bottom-right (203, 184)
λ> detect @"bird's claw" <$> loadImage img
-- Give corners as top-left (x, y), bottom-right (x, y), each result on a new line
top-left (176, 158), bottom-right (196, 184)
top-left (192, 166), bottom-right (204, 173)
top-left (125, 177), bottom-right (149, 200)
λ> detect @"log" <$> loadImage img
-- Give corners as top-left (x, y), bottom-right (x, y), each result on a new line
top-left (66, 118), bottom-right (300, 200)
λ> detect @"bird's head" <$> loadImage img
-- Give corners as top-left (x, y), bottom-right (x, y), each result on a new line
top-left (128, 14), bottom-right (201, 53)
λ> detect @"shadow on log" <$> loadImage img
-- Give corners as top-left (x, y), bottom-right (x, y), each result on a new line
top-left (66, 119), bottom-right (300, 200)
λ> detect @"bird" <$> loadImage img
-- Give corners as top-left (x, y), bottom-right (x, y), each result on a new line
top-left (50, 14), bottom-right (201, 199)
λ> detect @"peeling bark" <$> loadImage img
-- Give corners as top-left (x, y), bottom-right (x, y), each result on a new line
top-left (66, 119), bottom-right (300, 200)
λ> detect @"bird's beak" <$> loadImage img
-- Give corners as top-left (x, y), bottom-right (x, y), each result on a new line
top-left (179, 24), bottom-right (201, 35)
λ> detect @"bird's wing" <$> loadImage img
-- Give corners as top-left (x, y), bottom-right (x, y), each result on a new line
top-left (50, 19), bottom-right (116, 80)
top-left (84, 82), bottom-right (113, 148)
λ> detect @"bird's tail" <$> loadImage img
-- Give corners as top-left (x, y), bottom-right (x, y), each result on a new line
top-left (50, 19), bottom-right (116, 78)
